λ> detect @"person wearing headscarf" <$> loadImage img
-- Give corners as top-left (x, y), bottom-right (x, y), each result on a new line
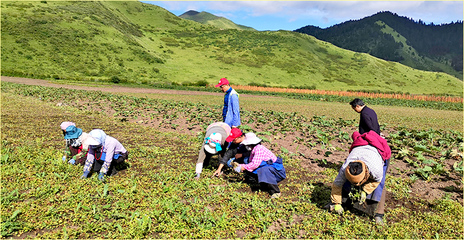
top-left (233, 133), bottom-right (286, 199)
top-left (195, 122), bottom-right (231, 179)
top-left (329, 130), bottom-right (391, 225)
top-left (60, 122), bottom-right (91, 165)
top-left (81, 129), bottom-right (128, 181)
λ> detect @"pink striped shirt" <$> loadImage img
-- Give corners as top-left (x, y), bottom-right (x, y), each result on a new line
top-left (241, 144), bottom-right (277, 172)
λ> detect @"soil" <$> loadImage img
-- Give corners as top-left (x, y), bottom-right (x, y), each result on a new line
top-left (2, 76), bottom-right (463, 209)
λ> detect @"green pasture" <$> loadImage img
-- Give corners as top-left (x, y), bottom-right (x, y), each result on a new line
top-left (1, 82), bottom-right (463, 238)
top-left (1, 1), bottom-right (462, 96)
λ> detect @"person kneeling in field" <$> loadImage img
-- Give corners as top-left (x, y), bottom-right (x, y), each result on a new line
top-left (212, 128), bottom-right (250, 177)
top-left (60, 121), bottom-right (91, 165)
top-left (195, 122), bottom-right (233, 179)
top-left (80, 129), bottom-right (128, 182)
top-left (232, 133), bottom-right (286, 199)
top-left (327, 130), bottom-right (391, 225)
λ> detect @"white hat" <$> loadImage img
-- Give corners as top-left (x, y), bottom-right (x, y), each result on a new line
top-left (241, 132), bottom-right (262, 145)
top-left (82, 135), bottom-right (100, 147)
top-left (204, 132), bottom-right (222, 154)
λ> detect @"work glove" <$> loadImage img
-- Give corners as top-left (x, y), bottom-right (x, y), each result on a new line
top-left (98, 173), bottom-right (105, 181)
top-left (68, 159), bottom-right (76, 165)
top-left (360, 191), bottom-right (367, 204)
top-left (227, 158), bottom-right (235, 168)
top-left (333, 204), bottom-right (344, 215)
top-left (80, 171), bottom-right (89, 179)
top-left (234, 165), bottom-right (242, 173)
top-left (62, 156), bottom-right (67, 162)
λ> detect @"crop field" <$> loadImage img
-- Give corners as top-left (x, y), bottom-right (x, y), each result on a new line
top-left (1, 80), bottom-right (463, 238)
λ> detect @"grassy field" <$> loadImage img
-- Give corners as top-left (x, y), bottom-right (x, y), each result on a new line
top-left (1, 1), bottom-right (462, 96)
top-left (1, 82), bottom-right (462, 238)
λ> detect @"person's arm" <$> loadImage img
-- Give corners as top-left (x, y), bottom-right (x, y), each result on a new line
top-left (213, 163), bottom-right (225, 177)
top-left (100, 142), bottom-right (116, 175)
top-left (363, 181), bottom-right (380, 194)
top-left (330, 168), bottom-right (347, 204)
top-left (82, 147), bottom-right (95, 178)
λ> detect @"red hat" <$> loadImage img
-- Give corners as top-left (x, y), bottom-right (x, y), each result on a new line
top-left (226, 128), bottom-right (242, 142)
top-left (215, 78), bottom-right (230, 87)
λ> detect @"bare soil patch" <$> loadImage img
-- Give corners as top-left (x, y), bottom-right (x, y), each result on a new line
top-left (2, 76), bottom-right (462, 210)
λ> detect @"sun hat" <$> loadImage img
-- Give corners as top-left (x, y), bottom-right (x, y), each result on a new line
top-left (82, 135), bottom-right (99, 148)
top-left (241, 132), bottom-right (262, 146)
top-left (64, 125), bottom-right (83, 139)
top-left (60, 121), bottom-right (76, 131)
top-left (89, 129), bottom-right (107, 146)
top-left (226, 128), bottom-right (243, 142)
top-left (204, 132), bottom-right (222, 154)
top-left (215, 78), bottom-right (230, 87)
top-left (345, 160), bottom-right (370, 186)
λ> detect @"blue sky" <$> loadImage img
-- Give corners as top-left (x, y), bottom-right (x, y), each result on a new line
top-left (142, 1), bottom-right (463, 31)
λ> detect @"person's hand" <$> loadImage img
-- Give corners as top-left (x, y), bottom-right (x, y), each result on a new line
top-left (360, 191), bottom-right (367, 204)
top-left (68, 159), bottom-right (76, 165)
top-left (194, 173), bottom-right (201, 180)
top-left (80, 171), bottom-right (89, 179)
top-left (98, 173), bottom-right (105, 181)
top-left (232, 161), bottom-right (239, 168)
top-left (62, 156), bottom-right (67, 162)
top-left (212, 170), bottom-right (222, 177)
top-left (235, 153), bottom-right (243, 159)
top-left (333, 204), bottom-right (344, 215)
top-left (234, 165), bottom-right (242, 173)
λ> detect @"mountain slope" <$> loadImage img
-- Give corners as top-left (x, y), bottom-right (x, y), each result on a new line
top-left (295, 11), bottom-right (463, 79)
top-left (1, 1), bottom-right (461, 96)
top-left (179, 10), bottom-right (255, 31)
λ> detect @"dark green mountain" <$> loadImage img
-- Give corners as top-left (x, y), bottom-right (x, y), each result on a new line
top-left (295, 11), bottom-right (463, 79)
top-left (179, 10), bottom-right (255, 31)
top-left (1, 1), bottom-right (461, 96)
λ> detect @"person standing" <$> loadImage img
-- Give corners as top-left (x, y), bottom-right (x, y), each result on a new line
top-left (215, 78), bottom-right (241, 128)
top-left (349, 98), bottom-right (380, 135)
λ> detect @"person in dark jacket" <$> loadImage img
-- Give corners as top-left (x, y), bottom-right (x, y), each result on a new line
top-left (349, 98), bottom-right (380, 135)
top-left (212, 128), bottom-right (249, 177)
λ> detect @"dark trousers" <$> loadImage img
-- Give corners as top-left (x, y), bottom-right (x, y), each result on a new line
top-left (93, 152), bottom-right (128, 176)
top-left (260, 182), bottom-right (280, 195)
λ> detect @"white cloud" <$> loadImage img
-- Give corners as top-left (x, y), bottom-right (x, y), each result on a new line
top-left (143, 1), bottom-right (463, 30)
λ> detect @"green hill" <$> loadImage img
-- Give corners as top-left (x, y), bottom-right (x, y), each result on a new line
top-left (1, 1), bottom-right (462, 96)
top-left (295, 11), bottom-right (463, 80)
top-left (179, 10), bottom-right (255, 31)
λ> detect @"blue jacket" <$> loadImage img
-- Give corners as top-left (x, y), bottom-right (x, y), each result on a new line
top-left (223, 88), bottom-right (241, 127)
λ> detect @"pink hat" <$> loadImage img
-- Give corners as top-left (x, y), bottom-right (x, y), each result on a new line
top-left (215, 78), bottom-right (230, 87)
top-left (60, 121), bottom-right (76, 131)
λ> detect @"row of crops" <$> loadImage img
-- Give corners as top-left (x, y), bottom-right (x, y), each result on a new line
top-left (1, 81), bottom-right (463, 238)
top-left (2, 81), bottom-right (462, 182)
